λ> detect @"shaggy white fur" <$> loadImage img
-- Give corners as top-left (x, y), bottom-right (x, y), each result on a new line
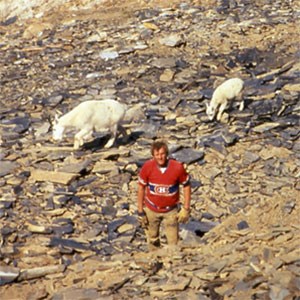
top-left (206, 78), bottom-right (244, 121)
top-left (52, 99), bottom-right (128, 149)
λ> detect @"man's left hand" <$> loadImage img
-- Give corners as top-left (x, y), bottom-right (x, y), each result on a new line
top-left (177, 207), bottom-right (190, 223)
top-left (138, 211), bottom-right (148, 228)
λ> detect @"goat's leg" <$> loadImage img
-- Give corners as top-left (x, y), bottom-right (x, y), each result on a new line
top-left (81, 131), bottom-right (93, 142)
top-left (74, 127), bottom-right (92, 149)
top-left (104, 124), bottom-right (118, 148)
top-left (239, 100), bottom-right (244, 111)
top-left (104, 137), bottom-right (115, 148)
top-left (118, 124), bottom-right (129, 143)
top-left (217, 101), bottom-right (227, 121)
top-left (74, 139), bottom-right (81, 150)
top-left (236, 91), bottom-right (244, 111)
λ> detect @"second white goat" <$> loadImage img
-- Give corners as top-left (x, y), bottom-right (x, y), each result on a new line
top-left (206, 77), bottom-right (244, 121)
top-left (52, 99), bottom-right (128, 149)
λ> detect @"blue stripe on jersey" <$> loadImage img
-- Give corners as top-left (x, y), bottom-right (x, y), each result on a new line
top-left (148, 182), bottom-right (179, 195)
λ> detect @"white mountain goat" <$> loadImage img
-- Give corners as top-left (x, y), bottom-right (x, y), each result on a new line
top-left (52, 99), bottom-right (129, 149)
top-left (206, 78), bottom-right (244, 121)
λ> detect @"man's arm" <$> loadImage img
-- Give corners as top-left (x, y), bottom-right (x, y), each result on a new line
top-left (137, 184), bottom-right (145, 213)
top-left (183, 184), bottom-right (191, 210)
top-left (177, 184), bottom-right (191, 223)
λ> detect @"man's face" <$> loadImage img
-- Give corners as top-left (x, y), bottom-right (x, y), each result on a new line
top-left (153, 147), bottom-right (168, 167)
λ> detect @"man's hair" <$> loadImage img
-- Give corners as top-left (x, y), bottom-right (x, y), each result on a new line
top-left (151, 140), bottom-right (169, 156)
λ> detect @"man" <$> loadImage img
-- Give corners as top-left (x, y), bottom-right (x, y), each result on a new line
top-left (137, 140), bottom-right (191, 250)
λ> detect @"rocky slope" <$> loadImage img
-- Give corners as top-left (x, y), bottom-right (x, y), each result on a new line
top-left (0, 0), bottom-right (299, 299)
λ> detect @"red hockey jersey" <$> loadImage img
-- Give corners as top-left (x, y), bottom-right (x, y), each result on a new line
top-left (138, 159), bottom-right (190, 212)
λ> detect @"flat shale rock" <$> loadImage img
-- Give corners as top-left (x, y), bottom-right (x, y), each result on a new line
top-left (30, 169), bottom-right (78, 185)
top-left (0, 161), bottom-right (19, 177)
top-left (0, 265), bottom-right (20, 285)
top-left (0, 0), bottom-right (299, 299)
top-left (52, 288), bottom-right (102, 300)
top-left (171, 148), bottom-right (204, 165)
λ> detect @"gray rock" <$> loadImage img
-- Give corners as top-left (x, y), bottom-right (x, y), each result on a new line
top-left (0, 265), bottom-right (20, 285)
top-left (242, 151), bottom-right (260, 165)
top-left (237, 220), bottom-right (249, 230)
top-left (0, 161), bottom-right (19, 177)
top-left (171, 148), bottom-right (204, 164)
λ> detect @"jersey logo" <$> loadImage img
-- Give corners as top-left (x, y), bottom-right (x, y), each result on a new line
top-left (149, 183), bottom-right (178, 195)
top-left (154, 185), bottom-right (169, 194)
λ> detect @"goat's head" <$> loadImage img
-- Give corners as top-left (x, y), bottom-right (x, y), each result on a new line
top-left (205, 102), bottom-right (217, 121)
top-left (52, 114), bottom-right (64, 140)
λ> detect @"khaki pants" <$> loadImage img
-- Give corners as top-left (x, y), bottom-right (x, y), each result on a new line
top-left (144, 206), bottom-right (178, 251)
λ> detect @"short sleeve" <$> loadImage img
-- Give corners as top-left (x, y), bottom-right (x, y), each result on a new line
top-left (138, 162), bottom-right (149, 186)
top-left (179, 163), bottom-right (190, 185)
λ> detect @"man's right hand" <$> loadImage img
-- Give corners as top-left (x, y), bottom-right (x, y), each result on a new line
top-left (177, 207), bottom-right (190, 223)
top-left (138, 211), bottom-right (148, 228)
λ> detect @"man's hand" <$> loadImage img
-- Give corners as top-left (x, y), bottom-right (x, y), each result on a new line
top-left (177, 207), bottom-right (190, 223)
top-left (138, 211), bottom-right (148, 228)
